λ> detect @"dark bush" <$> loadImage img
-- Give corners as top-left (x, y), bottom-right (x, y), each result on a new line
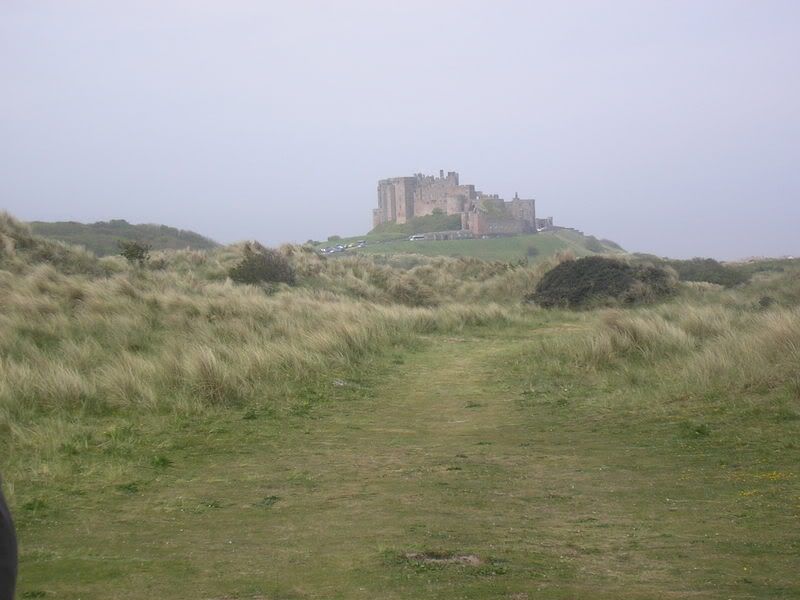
top-left (664, 258), bottom-right (749, 287)
top-left (528, 256), bottom-right (675, 308)
top-left (635, 264), bottom-right (676, 297)
top-left (118, 240), bottom-right (151, 265)
top-left (758, 295), bottom-right (776, 309)
top-left (229, 243), bottom-right (296, 286)
top-left (526, 245), bottom-right (540, 258)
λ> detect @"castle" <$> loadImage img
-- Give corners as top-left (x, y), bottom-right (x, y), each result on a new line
top-left (373, 170), bottom-right (550, 236)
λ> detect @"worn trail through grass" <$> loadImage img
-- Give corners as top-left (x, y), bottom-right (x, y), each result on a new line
top-left (19, 326), bottom-right (800, 599)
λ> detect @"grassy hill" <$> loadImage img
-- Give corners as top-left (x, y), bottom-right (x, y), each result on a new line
top-left (322, 226), bottom-right (625, 263)
top-left (30, 219), bottom-right (218, 256)
top-left (369, 213), bottom-right (463, 237)
top-left (357, 229), bottom-right (624, 262)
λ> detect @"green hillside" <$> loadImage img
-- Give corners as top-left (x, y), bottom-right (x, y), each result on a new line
top-left (322, 228), bottom-right (625, 263)
top-left (30, 219), bottom-right (218, 256)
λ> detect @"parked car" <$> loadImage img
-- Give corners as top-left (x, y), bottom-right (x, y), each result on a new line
top-left (409, 234), bottom-right (425, 241)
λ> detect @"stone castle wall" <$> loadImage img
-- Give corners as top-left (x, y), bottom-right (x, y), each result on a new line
top-left (374, 176), bottom-right (416, 225)
top-left (374, 170), bottom-right (539, 235)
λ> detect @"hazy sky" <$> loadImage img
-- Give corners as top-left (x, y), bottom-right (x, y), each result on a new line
top-left (2, 1), bottom-right (798, 258)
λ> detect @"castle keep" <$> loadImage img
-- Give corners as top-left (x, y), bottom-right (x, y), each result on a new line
top-left (373, 170), bottom-right (541, 236)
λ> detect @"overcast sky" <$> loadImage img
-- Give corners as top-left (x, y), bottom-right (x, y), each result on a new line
top-left (1, 1), bottom-right (798, 259)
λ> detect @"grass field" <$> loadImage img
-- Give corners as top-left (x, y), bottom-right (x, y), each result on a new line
top-left (9, 313), bottom-right (800, 599)
top-left (325, 230), bottom-right (623, 263)
top-left (2, 212), bottom-right (799, 599)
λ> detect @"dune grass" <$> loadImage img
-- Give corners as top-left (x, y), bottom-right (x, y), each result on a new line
top-left (1, 211), bottom-right (799, 598)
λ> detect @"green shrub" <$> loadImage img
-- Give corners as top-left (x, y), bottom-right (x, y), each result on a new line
top-left (528, 256), bottom-right (675, 308)
top-left (664, 258), bottom-right (749, 287)
top-left (758, 295), bottom-right (777, 310)
top-left (118, 240), bottom-right (151, 265)
top-left (228, 243), bottom-right (296, 286)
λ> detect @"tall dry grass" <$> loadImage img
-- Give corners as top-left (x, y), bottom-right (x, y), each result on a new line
top-left (3, 209), bottom-right (798, 481)
top-left (0, 265), bottom-right (510, 419)
top-left (0, 211), bottom-right (532, 484)
top-left (0, 272), bottom-right (512, 488)
top-left (538, 297), bottom-right (800, 408)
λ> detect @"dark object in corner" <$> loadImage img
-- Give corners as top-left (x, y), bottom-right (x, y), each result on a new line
top-left (0, 482), bottom-right (17, 600)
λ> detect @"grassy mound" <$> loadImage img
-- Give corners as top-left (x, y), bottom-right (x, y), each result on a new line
top-left (0, 212), bottom-right (106, 275)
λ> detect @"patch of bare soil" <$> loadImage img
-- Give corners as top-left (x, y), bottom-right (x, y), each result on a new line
top-left (404, 551), bottom-right (483, 566)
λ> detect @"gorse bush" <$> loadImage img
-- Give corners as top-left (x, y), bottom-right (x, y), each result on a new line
top-left (228, 242), bottom-right (296, 286)
top-left (664, 257), bottom-right (749, 287)
top-left (118, 240), bottom-right (151, 265)
top-left (529, 256), bottom-right (676, 308)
